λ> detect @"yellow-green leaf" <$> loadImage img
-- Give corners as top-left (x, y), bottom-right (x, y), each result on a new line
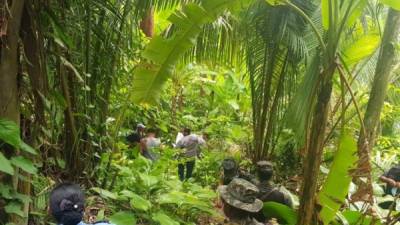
top-left (343, 34), bottom-right (380, 65)
top-left (265, 0), bottom-right (285, 6)
top-left (321, 0), bottom-right (329, 30)
top-left (318, 133), bottom-right (358, 225)
top-left (346, 0), bottom-right (368, 28)
top-left (381, 0), bottom-right (400, 10)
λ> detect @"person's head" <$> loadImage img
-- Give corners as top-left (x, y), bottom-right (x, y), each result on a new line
top-left (136, 123), bottom-right (146, 133)
top-left (183, 128), bottom-right (191, 136)
top-left (218, 178), bottom-right (263, 219)
top-left (49, 183), bottom-right (85, 225)
top-left (257, 161), bottom-right (274, 182)
top-left (222, 158), bottom-right (238, 185)
top-left (147, 128), bottom-right (157, 137)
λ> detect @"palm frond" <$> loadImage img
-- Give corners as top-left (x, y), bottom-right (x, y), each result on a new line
top-left (132, 0), bottom-right (250, 104)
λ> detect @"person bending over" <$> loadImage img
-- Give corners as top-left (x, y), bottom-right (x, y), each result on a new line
top-left (49, 183), bottom-right (114, 225)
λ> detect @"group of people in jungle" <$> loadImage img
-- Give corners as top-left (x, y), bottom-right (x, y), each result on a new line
top-left (44, 123), bottom-right (399, 225)
top-left (125, 123), bottom-right (207, 181)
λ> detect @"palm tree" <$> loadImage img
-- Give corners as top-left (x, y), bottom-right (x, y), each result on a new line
top-left (354, 7), bottom-right (400, 202)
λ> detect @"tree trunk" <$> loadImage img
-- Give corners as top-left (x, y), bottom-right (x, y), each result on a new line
top-left (22, 1), bottom-right (48, 127)
top-left (354, 8), bottom-right (400, 202)
top-left (297, 62), bottom-right (337, 225)
top-left (0, 0), bottom-right (24, 122)
top-left (0, 0), bottom-right (25, 223)
top-left (59, 54), bottom-right (79, 175)
top-left (140, 8), bottom-right (154, 38)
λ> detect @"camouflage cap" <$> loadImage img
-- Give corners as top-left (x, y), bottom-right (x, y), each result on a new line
top-left (218, 178), bottom-right (263, 213)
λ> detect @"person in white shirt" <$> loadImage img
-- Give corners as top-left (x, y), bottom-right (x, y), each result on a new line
top-left (176, 128), bottom-right (205, 181)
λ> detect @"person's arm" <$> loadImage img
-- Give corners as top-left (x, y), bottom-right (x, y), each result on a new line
top-left (198, 136), bottom-right (206, 145)
top-left (380, 175), bottom-right (400, 187)
top-left (175, 132), bottom-right (184, 144)
top-left (139, 138), bottom-right (147, 153)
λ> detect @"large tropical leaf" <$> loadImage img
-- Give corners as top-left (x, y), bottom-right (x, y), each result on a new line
top-left (381, 0), bottom-right (400, 10)
top-left (5, 201), bottom-right (24, 217)
top-left (336, 210), bottom-right (383, 225)
top-left (321, 0), bottom-right (329, 29)
top-left (318, 133), bottom-right (358, 225)
top-left (109, 211), bottom-right (137, 225)
top-left (0, 152), bottom-right (14, 175)
top-left (152, 211), bottom-right (179, 225)
top-left (342, 34), bottom-right (380, 65)
top-left (286, 55), bottom-right (321, 145)
top-left (262, 202), bottom-right (297, 225)
top-left (0, 119), bottom-right (20, 148)
top-left (10, 156), bottom-right (38, 175)
top-left (132, 0), bottom-right (250, 104)
top-left (129, 193), bottom-right (152, 211)
top-left (0, 119), bottom-right (37, 155)
top-left (91, 187), bottom-right (119, 200)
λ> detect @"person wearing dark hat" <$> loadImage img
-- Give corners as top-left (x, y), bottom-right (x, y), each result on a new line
top-left (254, 161), bottom-right (293, 223)
top-left (126, 123), bottom-right (146, 146)
top-left (218, 178), bottom-right (264, 225)
top-left (220, 158), bottom-right (258, 186)
top-left (256, 161), bottom-right (292, 207)
top-left (221, 158), bottom-right (239, 185)
top-left (49, 183), bottom-right (115, 225)
top-left (126, 123), bottom-right (146, 158)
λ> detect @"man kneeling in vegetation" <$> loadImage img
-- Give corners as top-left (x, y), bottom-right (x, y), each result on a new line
top-left (379, 163), bottom-right (400, 209)
top-left (255, 161), bottom-right (293, 206)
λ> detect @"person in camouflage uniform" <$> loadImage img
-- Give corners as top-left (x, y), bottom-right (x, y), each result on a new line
top-left (218, 178), bottom-right (264, 225)
top-left (221, 158), bottom-right (239, 185)
top-left (254, 161), bottom-right (293, 223)
top-left (220, 158), bottom-right (258, 186)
